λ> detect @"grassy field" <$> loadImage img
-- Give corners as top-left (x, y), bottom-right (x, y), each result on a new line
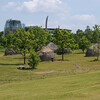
top-left (0, 49), bottom-right (100, 100)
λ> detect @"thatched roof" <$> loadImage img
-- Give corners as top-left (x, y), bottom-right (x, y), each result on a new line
top-left (47, 42), bottom-right (58, 51)
top-left (38, 46), bottom-right (56, 61)
top-left (39, 46), bottom-right (53, 53)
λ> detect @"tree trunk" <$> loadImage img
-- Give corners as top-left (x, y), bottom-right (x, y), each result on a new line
top-left (83, 49), bottom-right (84, 53)
top-left (97, 48), bottom-right (99, 60)
top-left (24, 48), bottom-right (26, 64)
top-left (97, 54), bottom-right (99, 61)
top-left (62, 47), bottom-right (64, 61)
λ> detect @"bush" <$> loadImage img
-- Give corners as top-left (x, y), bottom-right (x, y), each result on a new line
top-left (28, 51), bottom-right (40, 69)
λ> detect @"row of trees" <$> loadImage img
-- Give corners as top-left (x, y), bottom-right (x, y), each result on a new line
top-left (0, 26), bottom-right (52, 68)
top-left (0, 24), bottom-right (100, 68)
top-left (73, 25), bottom-right (100, 43)
top-left (70, 25), bottom-right (100, 53)
top-left (0, 27), bottom-right (78, 63)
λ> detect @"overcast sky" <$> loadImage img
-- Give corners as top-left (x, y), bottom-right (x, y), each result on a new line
top-left (0, 0), bottom-right (100, 32)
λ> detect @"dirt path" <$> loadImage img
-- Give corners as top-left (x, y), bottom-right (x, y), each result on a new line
top-left (34, 70), bottom-right (55, 74)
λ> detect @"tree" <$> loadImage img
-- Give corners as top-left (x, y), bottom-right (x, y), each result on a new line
top-left (78, 36), bottom-right (90, 53)
top-left (92, 25), bottom-right (100, 43)
top-left (13, 28), bottom-right (35, 64)
top-left (5, 29), bottom-right (14, 48)
top-left (28, 50), bottom-right (40, 69)
top-left (0, 31), bottom-right (5, 47)
top-left (13, 26), bottom-right (50, 65)
top-left (0, 29), bottom-right (14, 48)
top-left (28, 26), bottom-right (50, 51)
top-left (93, 43), bottom-right (100, 60)
top-left (53, 28), bottom-right (77, 61)
top-left (84, 26), bottom-right (93, 43)
top-left (75, 29), bottom-right (84, 43)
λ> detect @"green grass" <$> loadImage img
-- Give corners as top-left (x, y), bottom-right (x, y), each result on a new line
top-left (0, 50), bottom-right (100, 100)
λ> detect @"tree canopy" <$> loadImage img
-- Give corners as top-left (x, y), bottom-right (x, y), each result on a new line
top-left (78, 36), bottom-right (90, 53)
top-left (53, 28), bottom-right (77, 61)
top-left (12, 26), bottom-right (50, 65)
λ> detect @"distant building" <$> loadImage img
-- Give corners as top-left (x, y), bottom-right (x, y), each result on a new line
top-left (4, 19), bottom-right (24, 36)
top-left (43, 28), bottom-right (71, 34)
top-left (3, 19), bottom-right (71, 36)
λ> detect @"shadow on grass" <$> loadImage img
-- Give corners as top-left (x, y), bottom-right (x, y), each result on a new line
top-left (0, 63), bottom-right (24, 66)
top-left (74, 52), bottom-right (84, 54)
top-left (57, 59), bottom-right (69, 61)
top-left (90, 59), bottom-right (99, 62)
top-left (17, 67), bottom-right (36, 70)
top-left (14, 58), bottom-right (24, 59)
top-left (14, 57), bottom-right (29, 60)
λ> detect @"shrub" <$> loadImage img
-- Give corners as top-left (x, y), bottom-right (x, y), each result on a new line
top-left (28, 51), bottom-right (40, 69)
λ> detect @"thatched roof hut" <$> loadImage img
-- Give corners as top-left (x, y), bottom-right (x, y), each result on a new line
top-left (86, 44), bottom-right (100, 57)
top-left (38, 46), bottom-right (56, 61)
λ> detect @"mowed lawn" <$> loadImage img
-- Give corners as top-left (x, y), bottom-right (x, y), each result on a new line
top-left (0, 49), bottom-right (100, 100)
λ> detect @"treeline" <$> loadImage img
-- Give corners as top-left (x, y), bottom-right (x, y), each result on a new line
top-left (71, 25), bottom-right (100, 53)
top-left (0, 26), bottom-right (52, 68)
top-left (73, 25), bottom-right (100, 43)
top-left (0, 25), bottom-right (100, 66)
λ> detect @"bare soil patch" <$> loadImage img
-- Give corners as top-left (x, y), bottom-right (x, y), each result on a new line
top-left (34, 70), bottom-right (55, 74)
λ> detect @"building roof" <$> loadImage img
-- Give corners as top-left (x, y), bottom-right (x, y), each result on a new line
top-left (39, 46), bottom-right (53, 53)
